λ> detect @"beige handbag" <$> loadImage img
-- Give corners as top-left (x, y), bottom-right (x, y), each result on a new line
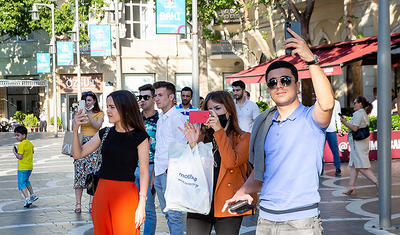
top-left (61, 131), bottom-right (83, 156)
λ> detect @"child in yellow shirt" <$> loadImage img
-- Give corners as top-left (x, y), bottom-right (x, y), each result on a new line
top-left (13, 126), bottom-right (38, 208)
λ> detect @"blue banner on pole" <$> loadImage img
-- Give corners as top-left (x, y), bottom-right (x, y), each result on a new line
top-left (156, 0), bottom-right (186, 34)
top-left (57, 41), bottom-right (74, 66)
top-left (89, 24), bottom-right (112, 57)
top-left (37, 53), bottom-right (51, 74)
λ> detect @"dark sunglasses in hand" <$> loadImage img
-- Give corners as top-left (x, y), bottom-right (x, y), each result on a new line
top-left (137, 95), bottom-right (151, 101)
top-left (267, 76), bottom-right (292, 89)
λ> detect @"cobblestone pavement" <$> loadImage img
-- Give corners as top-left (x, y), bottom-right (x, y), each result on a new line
top-left (0, 132), bottom-right (399, 235)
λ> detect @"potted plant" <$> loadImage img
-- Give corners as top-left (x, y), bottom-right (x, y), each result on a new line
top-left (23, 114), bottom-right (38, 132)
top-left (13, 111), bottom-right (26, 126)
top-left (50, 117), bottom-right (63, 131)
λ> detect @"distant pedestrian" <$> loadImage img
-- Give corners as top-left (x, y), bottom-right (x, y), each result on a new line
top-left (232, 80), bottom-right (260, 132)
top-left (39, 110), bottom-right (47, 132)
top-left (340, 96), bottom-right (378, 195)
top-left (13, 126), bottom-right (38, 208)
top-left (135, 84), bottom-right (158, 235)
top-left (200, 96), bottom-right (205, 109)
top-left (176, 87), bottom-right (199, 118)
top-left (180, 91), bottom-right (252, 235)
top-left (325, 99), bottom-right (342, 176)
top-left (223, 28), bottom-right (334, 234)
top-left (73, 90), bottom-right (149, 235)
top-left (153, 81), bottom-right (187, 235)
top-left (245, 91), bottom-right (250, 100)
top-left (73, 91), bottom-right (104, 213)
top-left (370, 87), bottom-right (377, 117)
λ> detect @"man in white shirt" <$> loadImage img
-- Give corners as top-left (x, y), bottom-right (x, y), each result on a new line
top-left (370, 87), bottom-right (378, 117)
top-left (232, 80), bottom-right (260, 132)
top-left (153, 81), bottom-right (186, 235)
top-left (325, 99), bottom-right (342, 176)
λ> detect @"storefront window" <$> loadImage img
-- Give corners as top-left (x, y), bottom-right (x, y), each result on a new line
top-left (123, 73), bottom-right (155, 95)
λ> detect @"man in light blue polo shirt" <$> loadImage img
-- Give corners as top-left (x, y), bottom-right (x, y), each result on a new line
top-left (222, 28), bottom-right (334, 234)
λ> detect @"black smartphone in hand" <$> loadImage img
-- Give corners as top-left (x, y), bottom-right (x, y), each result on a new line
top-left (228, 200), bottom-right (255, 214)
top-left (338, 113), bottom-right (343, 117)
top-left (285, 21), bottom-right (301, 55)
top-left (13, 146), bottom-right (17, 153)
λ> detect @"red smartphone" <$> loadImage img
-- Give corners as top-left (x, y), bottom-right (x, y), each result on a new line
top-left (189, 111), bottom-right (211, 123)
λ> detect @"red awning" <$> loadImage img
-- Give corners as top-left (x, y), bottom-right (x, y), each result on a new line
top-left (226, 32), bottom-right (400, 84)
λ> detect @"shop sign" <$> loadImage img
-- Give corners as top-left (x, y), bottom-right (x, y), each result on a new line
top-left (37, 53), bottom-right (51, 74)
top-left (59, 74), bottom-right (103, 93)
top-left (323, 131), bottom-right (400, 162)
top-left (89, 24), bottom-right (112, 57)
top-left (57, 41), bottom-right (74, 66)
top-left (0, 79), bottom-right (47, 87)
top-left (156, 0), bottom-right (186, 34)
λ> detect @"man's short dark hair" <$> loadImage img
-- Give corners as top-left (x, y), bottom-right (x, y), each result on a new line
top-left (14, 125), bottom-right (27, 135)
top-left (181, 87), bottom-right (193, 96)
top-left (153, 81), bottom-right (176, 95)
top-left (139, 84), bottom-right (155, 96)
top-left (246, 91), bottom-right (250, 98)
top-left (232, 80), bottom-right (246, 90)
top-left (265, 61), bottom-right (298, 82)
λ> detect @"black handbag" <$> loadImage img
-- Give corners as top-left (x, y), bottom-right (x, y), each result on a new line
top-left (352, 126), bottom-right (370, 140)
top-left (85, 127), bottom-right (110, 196)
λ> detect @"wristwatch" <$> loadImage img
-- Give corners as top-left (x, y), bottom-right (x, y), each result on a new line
top-left (306, 54), bottom-right (319, 66)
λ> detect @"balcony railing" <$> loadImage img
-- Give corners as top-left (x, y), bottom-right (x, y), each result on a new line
top-left (215, 8), bottom-right (240, 24)
top-left (211, 40), bottom-right (243, 55)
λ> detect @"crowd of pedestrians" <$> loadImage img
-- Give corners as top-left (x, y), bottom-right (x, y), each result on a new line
top-left (12, 28), bottom-right (384, 235)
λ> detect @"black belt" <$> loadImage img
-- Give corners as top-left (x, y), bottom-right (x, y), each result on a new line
top-left (259, 203), bottom-right (319, 215)
top-left (149, 162), bottom-right (154, 165)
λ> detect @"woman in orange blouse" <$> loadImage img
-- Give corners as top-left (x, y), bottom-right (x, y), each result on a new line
top-left (180, 91), bottom-right (253, 235)
top-left (74, 91), bottom-right (104, 213)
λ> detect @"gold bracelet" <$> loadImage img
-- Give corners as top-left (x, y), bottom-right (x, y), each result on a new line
top-left (139, 193), bottom-right (147, 201)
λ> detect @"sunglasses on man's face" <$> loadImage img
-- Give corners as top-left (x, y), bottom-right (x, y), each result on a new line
top-left (137, 95), bottom-right (151, 101)
top-left (266, 76), bottom-right (292, 89)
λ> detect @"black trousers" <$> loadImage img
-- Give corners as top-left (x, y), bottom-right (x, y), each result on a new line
top-left (187, 216), bottom-right (243, 235)
top-left (39, 121), bottom-right (47, 132)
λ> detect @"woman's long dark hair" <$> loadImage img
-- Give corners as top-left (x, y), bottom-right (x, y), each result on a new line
top-left (107, 90), bottom-right (146, 133)
top-left (203, 91), bottom-right (243, 137)
top-left (81, 92), bottom-right (101, 113)
top-left (355, 96), bottom-right (373, 115)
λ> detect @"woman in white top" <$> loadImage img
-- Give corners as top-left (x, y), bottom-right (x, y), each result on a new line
top-left (340, 96), bottom-right (378, 195)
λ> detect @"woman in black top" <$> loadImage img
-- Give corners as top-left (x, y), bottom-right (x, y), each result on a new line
top-left (72, 90), bottom-right (149, 235)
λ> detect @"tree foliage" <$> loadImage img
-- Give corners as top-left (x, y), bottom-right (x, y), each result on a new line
top-left (0, 0), bottom-right (106, 42)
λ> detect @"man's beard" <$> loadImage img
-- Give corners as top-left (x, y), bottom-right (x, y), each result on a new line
top-left (182, 100), bottom-right (190, 106)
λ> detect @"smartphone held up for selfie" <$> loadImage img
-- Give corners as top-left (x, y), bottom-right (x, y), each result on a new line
top-left (189, 111), bottom-right (211, 124)
top-left (78, 100), bottom-right (86, 114)
top-left (285, 21), bottom-right (301, 55)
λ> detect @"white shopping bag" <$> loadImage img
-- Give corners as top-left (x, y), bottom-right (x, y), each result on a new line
top-left (164, 142), bottom-right (214, 214)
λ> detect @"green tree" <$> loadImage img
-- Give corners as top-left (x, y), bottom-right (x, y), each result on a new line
top-left (0, 0), bottom-right (106, 43)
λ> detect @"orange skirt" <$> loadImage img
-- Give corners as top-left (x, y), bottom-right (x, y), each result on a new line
top-left (92, 178), bottom-right (140, 235)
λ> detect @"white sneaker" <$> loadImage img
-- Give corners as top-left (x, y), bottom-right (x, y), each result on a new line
top-left (30, 195), bottom-right (38, 202)
top-left (24, 198), bottom-right (32, 208)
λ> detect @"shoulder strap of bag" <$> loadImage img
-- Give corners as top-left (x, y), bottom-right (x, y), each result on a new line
top-left (94, 127), bottom-right (110, 173)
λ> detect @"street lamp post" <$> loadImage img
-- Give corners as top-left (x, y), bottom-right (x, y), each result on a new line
top-left (32, 3), bottom-right (58, 137)
top-left (75, 0), bottom-right (82, 100)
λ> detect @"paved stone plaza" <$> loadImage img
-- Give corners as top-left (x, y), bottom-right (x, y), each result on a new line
top-left (0, 132), bottom-right (399, 235)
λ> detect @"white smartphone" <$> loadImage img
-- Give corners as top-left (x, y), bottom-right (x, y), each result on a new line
top-left (78, 100), bottom-right (86, 114)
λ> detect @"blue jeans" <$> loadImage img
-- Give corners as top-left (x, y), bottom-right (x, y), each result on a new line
top-left (135, 164), bottom-right (156, 235)
top-left (326, 132), bottom-right (341, 169)
top-left (154, 172), bottom-right (184, 235)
